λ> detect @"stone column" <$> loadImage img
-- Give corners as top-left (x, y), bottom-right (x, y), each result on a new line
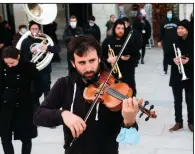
top-left (179, 4), bottom-right (193, 21)
top-left (13, 4), bottom-right (29, 32)
top-left (92, 4), bottom-right (118, 42)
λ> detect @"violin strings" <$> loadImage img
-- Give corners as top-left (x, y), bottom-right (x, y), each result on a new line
top-left (107, 87), bottom-right (126, 100)
top-left (107, 87), bottom-right (144, 110)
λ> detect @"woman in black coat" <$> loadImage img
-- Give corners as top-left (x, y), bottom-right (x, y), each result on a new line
top-left (0, 46), bottom-right (39, 154)
top-left (133, 9), bottom-right (151, 64)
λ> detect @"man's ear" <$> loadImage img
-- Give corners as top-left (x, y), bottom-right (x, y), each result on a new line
top-left (71, 61), bottom-right (75, 68)
top-left (99, 58), bottom-right (101, 63)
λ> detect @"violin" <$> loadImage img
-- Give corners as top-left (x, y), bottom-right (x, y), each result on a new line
top-left (83, 71), bottom-right (157, 121)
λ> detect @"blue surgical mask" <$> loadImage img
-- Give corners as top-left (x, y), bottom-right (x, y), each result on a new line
top-left (20, 28), bottom-right (27, 35)
top-left (167, 14), bottom-right (172, 19)
top-left (89, 23), bottom-right (94, 27)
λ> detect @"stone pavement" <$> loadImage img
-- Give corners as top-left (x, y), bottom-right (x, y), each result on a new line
top-left (0, 47), bottom-right (193, 154)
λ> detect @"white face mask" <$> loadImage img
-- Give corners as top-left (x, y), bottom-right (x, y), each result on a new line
top-left (21, 28), bottom-right (27, 34)
top-left (70, 22), bottom-right (77, 29)
top-left (89, 23), bottom-right (94, 27)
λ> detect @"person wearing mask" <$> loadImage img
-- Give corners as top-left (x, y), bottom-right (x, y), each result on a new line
top-left (168, 20), bottom-right (194, 132)
top-left (12, 24), bottom-right (28, 47)
top-left (105, 14), bottom-right (115, 37)
top-left (133, 8), bottom-right (151, 64)
top-left (157, 8), bottom-right (180, 75)
top-left (84, 15), bottom-right (101, 43)
top-left (102, 19), bottom-right (142, 97)
top-left (20, 20), bottom-right (58, 101)
top-left (0, 46), bottom-right (38, 154)
top-left (33, 36), bottom-right (140, 154)
top-left (63, 15), bottom-right (84, 70)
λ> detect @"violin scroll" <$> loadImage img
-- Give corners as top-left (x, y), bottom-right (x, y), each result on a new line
top-left (138, 100), bottom-right (157, 121)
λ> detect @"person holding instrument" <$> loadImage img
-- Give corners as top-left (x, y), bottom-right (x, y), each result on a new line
top-left (34, 36), bottom-right (156, 154)
top-left (168, 20), bottom-right (194, 132)
top-left (102, 19), bottom-right (142, 96)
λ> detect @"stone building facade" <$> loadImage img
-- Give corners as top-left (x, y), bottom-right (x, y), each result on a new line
top-left (0, 4), bottom-right (194, 43)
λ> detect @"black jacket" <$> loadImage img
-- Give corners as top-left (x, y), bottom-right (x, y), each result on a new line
top-left (158, 17), bottom-right (180, 54)
top-left (84, 23), bottom-right (101, 43)
top-left (133, 18), bottom-right (151, 44)
top-left (0, 60), bottom-right (38, 140)
top-left (168, 34), bottom-right (194, 87)
top-left (102, 19), bottom-right (142, 76)
top-left (34, 63), bottom-right (138, 154)
top-left (63, 26), bottom-right (84, 46)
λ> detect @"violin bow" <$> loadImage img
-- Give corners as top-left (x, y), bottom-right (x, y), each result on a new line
top-left (68, 30), bottom-right (134, 151)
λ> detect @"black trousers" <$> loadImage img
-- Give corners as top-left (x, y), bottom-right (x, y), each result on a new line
top-left (163, 53), bottom-right (169, 73)
top-left (141, 43), bottom-right (146, 60)
top-left (1, 137), bottom-right (32, 154)
top-left (172, 82), bottom-right (194, 124)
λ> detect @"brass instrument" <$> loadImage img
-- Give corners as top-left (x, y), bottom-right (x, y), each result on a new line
top-left (173, 43), bottom-right (188, 81)
top-left (108, 45), bottom-right (123, 79)
top-left (16, 4), bottom-right (57, 71)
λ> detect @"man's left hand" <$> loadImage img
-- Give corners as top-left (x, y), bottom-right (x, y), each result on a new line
top-left (121, 55), bottom-right (130, 61)
top-left (122, 97), bottom-right (142, 127)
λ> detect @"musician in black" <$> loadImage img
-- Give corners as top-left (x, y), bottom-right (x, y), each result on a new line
top-left (33, 36), bottom-right (140, 154)
top-left (102, 19), bottom-right (142, 96)
top-left (157, 9), bottom-right (180, 75)
top-left (0, 46), bottom-right (38, 154)
top-left (63, 15), bottom-right (84, 70)
top-left (20, 21), bottom-right (57, 100)
top-left (168, 20), bottom-right (194, 132)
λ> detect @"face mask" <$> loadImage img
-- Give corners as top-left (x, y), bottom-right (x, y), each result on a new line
top-left (21, 28), bottom-right (27, 34)
top-left (70, 22), bottom-right (77, 28)
top-left (167, 14), bottom-right (172, 19)
top-left (89, 23), bottom-right (94, 27)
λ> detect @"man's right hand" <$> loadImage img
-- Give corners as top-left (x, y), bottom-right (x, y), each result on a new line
top-left (61, 111), bottom-right (86, 138)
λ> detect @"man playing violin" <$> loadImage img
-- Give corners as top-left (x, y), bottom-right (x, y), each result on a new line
top-left (34, 36), bottom-right (141, 154)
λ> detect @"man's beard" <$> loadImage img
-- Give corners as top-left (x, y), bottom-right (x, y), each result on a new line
top-left (116, 32), bottom-right (124, 39)
top-left (76, 64), bottom-right (101, 84)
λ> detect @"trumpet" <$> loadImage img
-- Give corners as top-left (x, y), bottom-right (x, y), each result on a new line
top-left (108, 45), bottom-right (123, 79)
top-left (173, 43), bottom-right (188, 81)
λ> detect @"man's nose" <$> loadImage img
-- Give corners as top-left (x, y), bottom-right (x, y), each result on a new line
top-left (85, 63), bottom-right (92, 71)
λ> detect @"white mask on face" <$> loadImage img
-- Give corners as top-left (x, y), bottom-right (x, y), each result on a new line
top-left (89, 23), bottom-right (94, 27)
top-left (21, 28), bottom-right (27, 34)
top-left (70, 22), bottom-right (77, 29)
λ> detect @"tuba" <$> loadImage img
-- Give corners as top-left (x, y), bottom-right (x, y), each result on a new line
top-left (16, 4), bottom-right (57, 71)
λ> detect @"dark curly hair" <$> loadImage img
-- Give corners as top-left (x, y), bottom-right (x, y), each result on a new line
top-left (67, 36), bottom-right (101, 62)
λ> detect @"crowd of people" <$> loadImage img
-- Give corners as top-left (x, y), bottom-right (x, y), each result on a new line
top-left (0, 7), bottom-right (194, 154)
